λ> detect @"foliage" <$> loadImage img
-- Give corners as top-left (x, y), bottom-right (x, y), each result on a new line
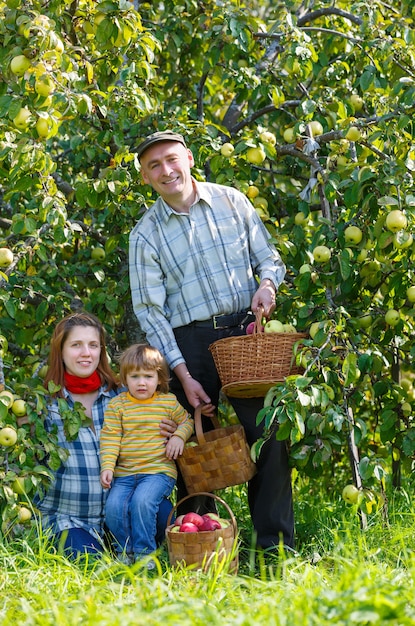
top-left (2, 0), bottom-right (415, 526)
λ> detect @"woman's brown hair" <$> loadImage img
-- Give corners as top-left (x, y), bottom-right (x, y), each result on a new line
top-left (119, 344), bottom-right (170, 394)
top-left (44, 312), bottom-right (119, 397)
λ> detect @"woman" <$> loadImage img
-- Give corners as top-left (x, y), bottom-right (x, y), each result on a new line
top-left (35, 312), bottom-right (176, 558)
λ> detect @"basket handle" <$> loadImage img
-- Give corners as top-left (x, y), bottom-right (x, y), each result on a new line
top-left (253, 307), bottom-right (264, 334)
top-left (193, 404), bottom-right (220, 445)
top-left (166, 491), bottom-right (237, 535)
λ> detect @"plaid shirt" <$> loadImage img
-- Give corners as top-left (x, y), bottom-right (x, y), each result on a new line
top-left (35, 386), bottom-right (118, 540)
top-left (129, 180), bottom-right (286, 369)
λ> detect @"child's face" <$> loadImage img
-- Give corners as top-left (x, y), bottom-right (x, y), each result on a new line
top-left (126, 368), bottom-right (159, 401)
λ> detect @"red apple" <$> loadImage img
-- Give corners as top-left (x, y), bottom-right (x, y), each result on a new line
top-left (182, 512), bottom-right (205, 528)
top-left (200, 517), bottom-right (221, 531)
top-left (174, 514), bottom-right (185, 527)
top-left (179, 522), bottom-right (200, 532)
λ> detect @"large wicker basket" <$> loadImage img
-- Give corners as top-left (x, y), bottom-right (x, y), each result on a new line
top-left (176, 405), bottom-right (256, 494)
top-left (209, 310), bottom-right (307, 398)
top-left (165, 492), bottom-right (238, 572)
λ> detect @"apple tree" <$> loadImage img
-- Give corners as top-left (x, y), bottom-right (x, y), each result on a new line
top-left (1, 0), bottom-right (415, 530)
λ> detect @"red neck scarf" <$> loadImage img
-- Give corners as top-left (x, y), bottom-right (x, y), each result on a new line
top-left (64, 370), bottom-right (102, 394)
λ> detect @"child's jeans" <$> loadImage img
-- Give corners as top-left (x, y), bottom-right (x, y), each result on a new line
top-left (105, 472), bottom-right (175, 560)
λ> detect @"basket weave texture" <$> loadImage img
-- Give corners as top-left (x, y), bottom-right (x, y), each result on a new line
top-left (209, 310), bottom-right (307, 398)
top-left (176, 405), bottom-right (256, 494)
top-left (165, 492), bottom-right (238, 572)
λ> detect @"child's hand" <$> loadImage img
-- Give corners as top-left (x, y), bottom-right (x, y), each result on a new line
top-left (165, 435), bottom-right (184, 460)
top-left (100, 469), bottom-right (113, 489)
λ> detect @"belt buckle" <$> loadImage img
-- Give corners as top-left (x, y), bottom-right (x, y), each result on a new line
top-left (213, 315), bottom-right (221, 330)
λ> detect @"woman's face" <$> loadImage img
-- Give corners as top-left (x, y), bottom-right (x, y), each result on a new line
top-left (62, 325), bottom-right (101, 378)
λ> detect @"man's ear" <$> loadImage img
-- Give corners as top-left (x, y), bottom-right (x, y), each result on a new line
top-left (187, 149), bottom-right (195, 167)
top-left (141, 170), bottom-right (149, 185)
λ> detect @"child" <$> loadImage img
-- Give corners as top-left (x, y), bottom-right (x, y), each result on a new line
top-left (100, 343), bottom-right (194, 564)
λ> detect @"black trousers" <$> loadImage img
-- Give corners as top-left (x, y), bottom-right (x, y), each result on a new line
top-left (170, 323), bottom-right (295, 549)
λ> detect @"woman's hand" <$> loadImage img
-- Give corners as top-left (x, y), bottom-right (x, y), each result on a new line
top-left (160, 418), bottom-right (178, 439)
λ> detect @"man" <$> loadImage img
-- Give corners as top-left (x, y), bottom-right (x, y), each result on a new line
top-left (128, 129), bottom-right (295, 550)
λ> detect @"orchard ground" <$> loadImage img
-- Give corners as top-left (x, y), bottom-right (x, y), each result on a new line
top-left (1, 477), bottom-right (415, 625)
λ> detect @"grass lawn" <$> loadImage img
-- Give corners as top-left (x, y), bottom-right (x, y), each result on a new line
top-left (1, 478), bottom-right (415, 625)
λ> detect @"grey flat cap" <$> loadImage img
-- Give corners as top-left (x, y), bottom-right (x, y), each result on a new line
top-left (136, 130), bottom-right (187, 159)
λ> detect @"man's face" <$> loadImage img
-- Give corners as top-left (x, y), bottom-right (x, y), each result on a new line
top-left (140, 141), bottom-right (194, 200)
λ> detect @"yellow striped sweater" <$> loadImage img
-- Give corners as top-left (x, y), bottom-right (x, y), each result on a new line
top-left (100, 391), bottom-right (194, 479)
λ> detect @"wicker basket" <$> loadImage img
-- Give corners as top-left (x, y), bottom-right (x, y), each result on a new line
top-left (209, 310), bottom-right (307, 398)
top-left (176, 405), bottom-right (257, 494)
top-left (165, 492), bottom-right (238, 572)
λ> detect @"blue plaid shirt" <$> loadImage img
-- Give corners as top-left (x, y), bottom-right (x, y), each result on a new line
top-left (35, 386), bottom-right (118, 540)
top-left (129, 180), bottom-right (286, 369)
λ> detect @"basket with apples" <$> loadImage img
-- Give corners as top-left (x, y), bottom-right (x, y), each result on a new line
top-left (209, 308), bottom-right (307, 398)
top-left (176, 404), bottom-right (256, 494)
top-left (165, 492), bottom-right (238, 572)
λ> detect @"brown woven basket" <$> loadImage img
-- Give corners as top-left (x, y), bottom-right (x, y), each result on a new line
top-left (176, 405), bottom-right (257, 494)
top-left (209, 310), bottom-right (307, 398)
top-left (165, 492), bottom-right (238, 572)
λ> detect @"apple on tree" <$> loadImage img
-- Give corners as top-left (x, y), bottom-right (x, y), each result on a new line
top-left (345, 126), bottom-right (362, 142)
top-left (246, 146), bottom-right (266, 165)
top-left (0, 248), bottom-right (14, 268)
top-left (308, 120), bottom-right (324, 136)
top-left (246, 185), bottom-right (259, 199)
top-left (91, 246), bottom-right (106, 261)
top-left (13, 107), bottom-right (32, 131)
top-left (11, 398), bottom-right (27, 417)
top-left (384, 309), bottom-right (400, 327)
top-left (342, 484), bottom-right (359, 504)
top-left (0, 390), bottom-right (14, 408)
top-left (259, 131), bottom-right (276, 145)
top-left (385, 210), bottom-right (407, 233)
top-left (312, 245), bottom-right (331, 263)
top-left (17, 506), bottom-right (32, 523)
top-left (344, 225), bottom-right (363, 245)
top-left (10, 54), bottom-right (31, 76)
top-left (220, 142), bottom-right (234, 157)
top-left (0, 426), bottom-right (18, 447)
top-left (406, 286), bottom-right (415, 303)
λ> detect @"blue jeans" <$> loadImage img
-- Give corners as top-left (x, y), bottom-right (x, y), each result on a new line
top-left (105, 473), bottom-right (175, 559)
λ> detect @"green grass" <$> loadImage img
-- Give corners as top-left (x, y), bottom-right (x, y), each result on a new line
top-left (2, 481), bottom-right (415, 625)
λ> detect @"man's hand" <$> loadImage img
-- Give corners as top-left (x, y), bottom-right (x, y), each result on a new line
top-left (251, 279), bottom-right (276, 318)
top-left (174, 363), bottom-right (216, 416)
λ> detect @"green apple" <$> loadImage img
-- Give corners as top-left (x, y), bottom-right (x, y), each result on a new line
top-left (220, 142), bottom-right (234, 157)
top-left (17, 506), bottom-right (32, 523)
top-left (342, 484), bottom-right (359, 504)
top-left (0, 426), bottom-right (17, 447)
top-left (13, 107), bottom-right (31, 130)
top-left (246, 146), bottom-right (266, 165)
top-left (350, 94), bottom-right (364, 112)
top-left (11, 398), bottom-right (27, 417)
top-left (259, 131), bottom-right (276, 145)
top-left (91, 247), bottom-right (106, 261)
top-left (385, 210), bottom-right (407, 233)
top-left (0, 390), bottom-right (14, 408)
top-left (344, 225), bottom-right (363, 245)
top-left (406, 286), bottom-right (415, 303)
top-left (253, 196), bottom-right (268, 211)
top-left (283, 127), bottom-right (295, 143)
top-left (393, 231), bottom-right (413, 249)
top-left (0, 247), bottom-right (14, 268)
top-left (35, 75), bottom-right (55, 97)
top-left (312, 245), bottom-right (331, 263)
top-left (401, 402), bottom-right (412, 417)
top-left (12, 477), bottom-right (26, 495)
top-left (309, 120), bottom-right (323, 136)
top-left (384, 309), bottom-right (400, 327)
top-left (36, 116), bottom-right (50, 138)
top-left (264, 319), bottom-right (284, 333)
top-left (358, 313), bottom-right (373, 329)
top-left (10, 54), bottom-right (31, 76)
top-left (299, 263), bottom-right (312, 274)
top-left (345, 126), bottom-right (361, 142)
